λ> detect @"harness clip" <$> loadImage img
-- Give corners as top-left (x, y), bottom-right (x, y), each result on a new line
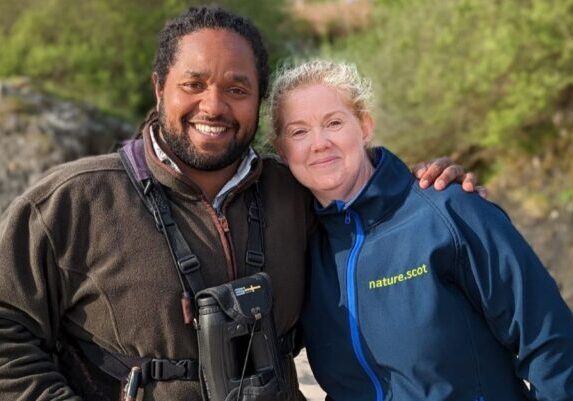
top-left (178, 255), bottom-right (200, 273)
top-left (245, 250), bottom-right (264, 268)
top-left (150, 359), bottom-right (195, 381)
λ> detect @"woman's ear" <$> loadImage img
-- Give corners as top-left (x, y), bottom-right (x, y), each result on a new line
top-left (360, 112), bottom-right (375, 143)
top-left (152, 72), bottom-right (162, 112)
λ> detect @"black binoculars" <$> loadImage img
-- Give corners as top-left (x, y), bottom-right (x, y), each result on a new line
top-left (195, 272), bottom-right (289, 401)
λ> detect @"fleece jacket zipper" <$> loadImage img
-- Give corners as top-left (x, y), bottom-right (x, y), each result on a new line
top-left (345, 208), bottom-right (385, 401)
top-left (204, 199), bottom-right (237, 280)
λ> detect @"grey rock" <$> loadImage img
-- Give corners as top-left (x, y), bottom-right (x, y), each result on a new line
top-left (0, 80), bottom-right (134, 211)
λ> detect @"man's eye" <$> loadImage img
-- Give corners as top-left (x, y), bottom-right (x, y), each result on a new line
top-left (181, 82), bottom-right (204, 91)
top-left (228, 87), bottom-right (247, 96)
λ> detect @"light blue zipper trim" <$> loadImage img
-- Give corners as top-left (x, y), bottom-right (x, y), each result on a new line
top-left (345, 209), bottom-right (385, 401)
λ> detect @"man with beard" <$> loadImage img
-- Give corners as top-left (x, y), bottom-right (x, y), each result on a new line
top-left (0, 6), bottom-right (477, 401)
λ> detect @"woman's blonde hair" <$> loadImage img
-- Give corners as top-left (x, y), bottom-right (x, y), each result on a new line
top-left (268, 59), bottom-right (373, 144)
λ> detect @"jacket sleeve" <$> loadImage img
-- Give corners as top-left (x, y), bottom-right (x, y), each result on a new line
top-left (451, 196), bottom-right (573, 401)
top-left (0, 197), bottom-right (80, 401)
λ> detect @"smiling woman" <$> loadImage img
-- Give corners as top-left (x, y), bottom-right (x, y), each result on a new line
top-left (269, 59), bottom-right (573, 401)
top-left (275, 83), bottom-right (374, 206)
top-left (270, 61), bottom-right (376, 206)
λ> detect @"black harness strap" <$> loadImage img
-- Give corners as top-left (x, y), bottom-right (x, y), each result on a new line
top-left (244, 181), bottom-right (265, 273)
top-left (144, 179), bottom-right (206, 299)
top-left (73, 328), bottom-right (296, 386)
top-left (75, 339), bottom-right (199, 384)
top-left (119, 143), bottom-right (205, 324)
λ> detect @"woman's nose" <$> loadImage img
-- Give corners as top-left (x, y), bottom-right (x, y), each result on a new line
top-left (310, 128), bottom-right (331, 151)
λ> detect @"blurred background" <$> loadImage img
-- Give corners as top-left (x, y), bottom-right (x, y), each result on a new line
top-left (0, 1), bottom-right (572, 396)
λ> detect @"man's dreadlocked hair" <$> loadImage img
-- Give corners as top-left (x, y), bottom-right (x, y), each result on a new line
top-left (135, 6), bottom-right (270, 138)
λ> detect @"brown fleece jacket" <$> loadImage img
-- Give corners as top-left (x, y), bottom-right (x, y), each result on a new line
top-left (0, 127), bottom-right (313, 401)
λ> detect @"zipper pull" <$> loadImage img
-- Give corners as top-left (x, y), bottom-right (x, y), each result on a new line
top-left (218, 215), bottom-right (230, 232)
top-left (181, 291), bottom-right (193, 325)
top-left (345, 210), bottom-right (351, 224)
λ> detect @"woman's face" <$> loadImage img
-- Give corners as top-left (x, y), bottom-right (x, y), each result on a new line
top-left (276, 84), bottom-right (375, 206)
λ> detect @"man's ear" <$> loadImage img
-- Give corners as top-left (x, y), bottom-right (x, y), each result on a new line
top-left (152, 72), bottom-right (162, 111)
top-left (360, 112), bottom-right (375, 143)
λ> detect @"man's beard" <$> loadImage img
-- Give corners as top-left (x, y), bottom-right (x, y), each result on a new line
top-left (158, 102), bottom-right (256, 171)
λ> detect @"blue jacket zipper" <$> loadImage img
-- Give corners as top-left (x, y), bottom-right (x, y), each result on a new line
top-left (345, 209), bottom-right (385, 401)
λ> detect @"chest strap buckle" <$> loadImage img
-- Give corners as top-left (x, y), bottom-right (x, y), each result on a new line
top-left (143, 358), bottom-right (198, 382)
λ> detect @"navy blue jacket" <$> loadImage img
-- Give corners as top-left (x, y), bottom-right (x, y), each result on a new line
top-left (302, 148), bottom-right (573, 401)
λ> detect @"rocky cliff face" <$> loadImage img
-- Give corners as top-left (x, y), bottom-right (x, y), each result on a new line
top-left (489, 153), bottom-right (573, 309)
top-left (0, 80), bottom-right (133, 211)
top-left (1, 80), bottom-right (571, 309)
top-left (512, 206), bottom-right (573, 308)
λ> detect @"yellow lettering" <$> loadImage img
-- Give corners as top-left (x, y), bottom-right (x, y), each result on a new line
top-left (368, 263), bottom-right (429, 290)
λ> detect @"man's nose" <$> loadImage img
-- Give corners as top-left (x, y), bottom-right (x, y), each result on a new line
top-left (199, 88), bottom-right (227, 116)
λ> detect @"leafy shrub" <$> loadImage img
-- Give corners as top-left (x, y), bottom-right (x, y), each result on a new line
top-left (322, 0), bottom-right (573, 161)
top-left (0, 0), bottom-right (297, 120)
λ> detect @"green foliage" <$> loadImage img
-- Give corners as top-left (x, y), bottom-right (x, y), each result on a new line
top-left (2, 0), bottom-right (571, 162)
top-left (0, 0), bottom-right (297, 120)
top-left (558, 189), bottom-right (573, 206)
top-left (322, 0), bottom-right (573, 161)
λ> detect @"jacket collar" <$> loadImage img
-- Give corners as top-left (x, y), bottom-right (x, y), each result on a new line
top-left (315, 147), bottom-right (414, 231)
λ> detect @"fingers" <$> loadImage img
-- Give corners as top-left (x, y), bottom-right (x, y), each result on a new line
top-left (411, 162), bottom-right (429, 180)
top-left (418, 157), bottom-right (458, 189)
top-left (415, 157), bottom-right (485, 195)
top-left (418, 157), bottom-right (449, 188)
top-left (436, 165), bottom-right (466, 190)
top-left (461, 172), bottom-right (477, 192)
top-left (461, 173), bottom-right (488, 197)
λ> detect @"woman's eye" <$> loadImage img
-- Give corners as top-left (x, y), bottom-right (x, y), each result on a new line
top-left (290, 129), bottom-right (306, 137)
top-left (328, 120), bottom-right (342, 128)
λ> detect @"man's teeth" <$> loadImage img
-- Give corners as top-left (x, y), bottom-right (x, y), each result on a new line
top-left (194, 123), bottom-right (227, 135)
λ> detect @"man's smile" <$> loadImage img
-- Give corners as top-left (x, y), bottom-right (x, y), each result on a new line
top-left (192, 123), bottom-right (229, 136)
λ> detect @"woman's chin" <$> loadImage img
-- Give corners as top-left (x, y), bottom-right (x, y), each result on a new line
top-left (308, 182), bottom-right (347, 204)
